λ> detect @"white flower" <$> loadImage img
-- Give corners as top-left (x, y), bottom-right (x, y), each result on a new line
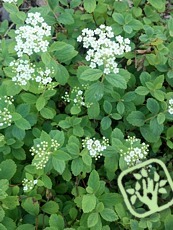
top-left (120, 136), bottom-right (149, 167)
top-left (2, 0), bottom-right (17, 3)
top-left (77, 25), bottom-right (131, 75)
top-left (168, 98), bottom-right (173, 115)
top-left (14, 12), bottom-right (51, 57)
top-left (30, 139), bottom-right (60, 169)
top-left (10, 59), bottom-right (35, 86)
top-left (82, 137), bottom-right (109, 160)
top-left (22, 178), bottom-right (38, 192)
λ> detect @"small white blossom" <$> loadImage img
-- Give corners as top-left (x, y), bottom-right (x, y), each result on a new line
top-left (22, 178), bottom-right (38, 192)
top-left (10, 59), bottom-right (35, 86)
top-left (62, 86), bottom-right (92, 108)
top-left (120, 136), bottom-right (149, 167)
top-left (30, 139), bottom-right (60, 169)
top-left (0, 96), bottom-right (14, 128)
top-left (168, 98), bottom-right (173, 115)
top-left (77, 25), bottom-right (131, 75)
top-left (82, 136), bottom-right (109, 160)
top-left (2, 0), bottom-right (17, 3)
top-left (14, 12), bottom-right (51, 57)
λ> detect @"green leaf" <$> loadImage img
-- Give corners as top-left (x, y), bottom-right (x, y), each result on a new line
top-left (84, 0), bottom-right (96, 13)
top-left (112, 13), bottom-right (124, 25)
top-left (141, 168), bottom-right (148, 177)
top-left (148, 0), bottom-right (165, 11)
top-left (168, 18), bottom-right (173, 37)
top-left (41, 175), bottom-right (52, 189)
top-left (36, 95), bottom-right (47, 111)
top-left (101, 117), bottom-right (111, 130)
top-left (149, 118), bottom-right (164, 136)
top-left (58, 11), bottom-right (74, 25)
top-left (40, 107), bottom-right (56, 119)
top-left (16, 224), bottom-right (35, 230)
top-left (88, 170), bottom-right (100, 192)
top-left (2, 196), bottom-right (19, 210)
top-left (103, 100), bottom-right (112, 114)
top-left (85, 82), bottom-right (104, 103)
top-left (73, 125), bottom-right (84, 137)
top-left (130, 219), bottom-right (139, 230)
top-left (14, 117), bottom-right (31, 130)
top-left (99, 193), bottom-right (123, 206)
top-left (0, 206), bottom-right (5, 222)
top-left (16, 104), bottom-right (30, 117)
top-left (157, 113), bottom-right (165, 124)
top-left (0, 179), bottom-right (9, 200)
top-left (50, 42), bottom-right (78, 63)
top-left (123, 25), bottom-right (133, 34)
top-left (52, 157), bottom-right (66, 174)
top-left (41, 52), bottom-right (51, 66)
top-left (82, 153), bottom-right (92, 166)
top-left (3, 3), bottom-right (18, 14)
top-left (42, 201), bottom-right (59, 214)
top-left (100, 208), bottom-right (118, 222)
top-left (140, 125), bottom-right (160, 143)
top-left (135, 86), bottom-right (149, 95)
top-left (105, 74), bottom-right (127, 89)
top-left (53, 150), bottom-right (71, 161)
top-left (22, 197), bottom-right (39, 216)
top-left (127, 111), bottom-right (145, 127)
top-left (54, 63), bottom-right (69, 85)
top-left (87, 213), bottom-right (99, 228)
top-left (71, 158), bottom-right (83, 176)
top-left (0, 224), bottom-right (7, 230)
top-left (49, 214), bottom-right (64, 230)
top-left (88, 102), bottom-right (100, 119)
top-left (1, 217), bottom-right (16, 230)
top-left (80, 68), bottom-right (103, 81)
top-left (117, 101), bottom-right (125, 115)
top-left (0, 159), bottom-right (16, 180)
top-left (147, 98), bottom-right (160, 114)
top-left (165, 215), bottom-right (173, 230)
top-left (20, 93), bottom-right (37, 104)
top-left (82, 194), bottom-right (96, 213)
top-left (10, 12), bottom-right (26, 24)
top-left (47, 0), bottom-right (57, 10)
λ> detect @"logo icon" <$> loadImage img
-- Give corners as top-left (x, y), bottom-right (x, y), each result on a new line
top-left (118, 159), bottom-right (173, 218)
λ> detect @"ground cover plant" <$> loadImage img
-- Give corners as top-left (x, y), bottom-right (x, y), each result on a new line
top-left (0, 0), bottom-right (173, 229)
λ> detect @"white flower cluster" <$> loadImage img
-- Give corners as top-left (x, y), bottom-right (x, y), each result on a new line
top-left (168, 98), bottom-right (173, 115)
top-left (0, 96), bottom-right (14, 105)
top-left (36, 67), bottom-right (53, 86)
top-left (10, 59), bottom-right (35, 86)
top-left (62, 92), bottom-right (70, 103)
top-left (30, 139), bottom-right (60, 169)
top-left (82, 136), bottom-right (109, 160)
top-left (23, 178), bottom-right (38, 192)
top-left (77, 25), bottom-right (131, 75)
top-left (2, 0), bottom-right (17, 3)
top-left (14, 12), bottom-right (51, 57)
top-left (62, 86), bottom-right (92, 108)
top-left (0, 96), bottom-right (14, 128)
top-left (10, 59), bottom-right (53, 87)
top-left (120, 136), bottom-right (149, 167)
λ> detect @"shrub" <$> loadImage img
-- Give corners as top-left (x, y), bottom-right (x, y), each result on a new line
top-left (0, 0), bottom-right (173, 229)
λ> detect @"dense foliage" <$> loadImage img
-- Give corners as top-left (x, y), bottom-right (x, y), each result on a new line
top-left (0, 0), bottom-right (173, 229)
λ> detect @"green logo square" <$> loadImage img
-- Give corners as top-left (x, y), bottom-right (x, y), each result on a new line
top-left (118, 159), bottom-right (173, 218)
